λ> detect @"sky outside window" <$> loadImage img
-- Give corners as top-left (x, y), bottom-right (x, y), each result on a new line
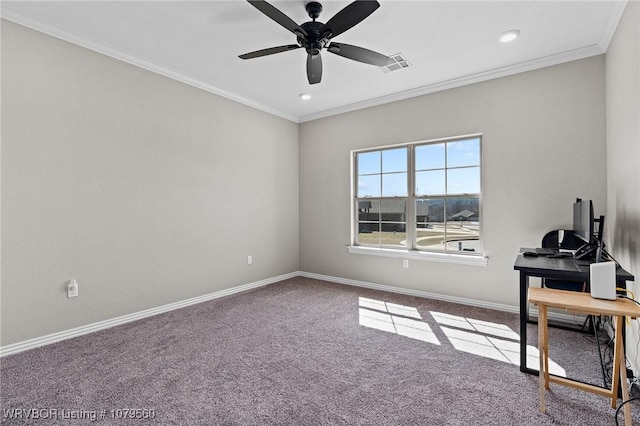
top-left (358, 148), bottom-right (407, 197)
top-left (382, 148), bottom-right (406, 173)
top-left (447, 138), bottom-right (480, 167)
top-left (448, 167), bottom-right (480, 194)
top-left (358, 140), bottom-right (479, 198)
top-left (416, 143), bottom-right (445, 170)
top-left (358, 151), bottom-right (380, 175)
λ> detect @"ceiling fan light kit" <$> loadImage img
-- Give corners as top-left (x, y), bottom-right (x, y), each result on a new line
top-left (239, 0), bottom-right (392, 84)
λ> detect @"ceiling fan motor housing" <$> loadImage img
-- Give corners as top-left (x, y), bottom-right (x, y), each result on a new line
top-left (299, 21), bottom-right (329, 56)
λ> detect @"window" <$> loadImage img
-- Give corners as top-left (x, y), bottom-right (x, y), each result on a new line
top-left (353, 135), bottom-right (482, 255)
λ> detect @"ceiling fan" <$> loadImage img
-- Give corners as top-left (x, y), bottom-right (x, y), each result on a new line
top-left (239, 0), bottom-right (391, 84)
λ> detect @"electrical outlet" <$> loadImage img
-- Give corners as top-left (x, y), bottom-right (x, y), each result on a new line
top-left (247, 255), bottom-right (252, 265)
top-left (403, 259), bottom-right (409, 268)
top-left (67, 279), bottom-right (78, 298)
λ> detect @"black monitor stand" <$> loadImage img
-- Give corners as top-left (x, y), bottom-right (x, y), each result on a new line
top-left (575, 215), bottom-right (605, 262)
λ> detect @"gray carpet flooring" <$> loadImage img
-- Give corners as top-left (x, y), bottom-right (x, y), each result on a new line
top-left (1, 277), bottom-right (638, 425)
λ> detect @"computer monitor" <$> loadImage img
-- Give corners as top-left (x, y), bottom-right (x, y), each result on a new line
top-left (572, 198), bottom-right (594, 244)
top-left (573, 198), bottom-right (606, 262)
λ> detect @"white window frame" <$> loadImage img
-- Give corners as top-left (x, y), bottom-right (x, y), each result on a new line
top-left (349, 134), bottom-right (487, 266)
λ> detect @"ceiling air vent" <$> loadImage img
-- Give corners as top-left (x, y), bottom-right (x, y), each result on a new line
top-left (382, 53), bottom-right (411, 73)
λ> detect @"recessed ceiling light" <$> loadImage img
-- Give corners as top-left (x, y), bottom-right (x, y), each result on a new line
top-left (299, 93), bottom-right (312, 100)
top-left (499, 30), bottom-right (521, 43)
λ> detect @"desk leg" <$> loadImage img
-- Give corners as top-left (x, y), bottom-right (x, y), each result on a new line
top-left (538, 305), bottom-right (548, 412)
top-left (543, 308), bottom-right (549, 390)
top-left (520, 272), bottom-right (529, 373)
top-left (612, 315), bottom-right (633, 425)
top-left (612, 316), bottom-right (622, 408)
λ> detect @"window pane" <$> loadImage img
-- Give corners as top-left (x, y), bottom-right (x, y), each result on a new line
top-left (380, 198), bottom-right (406, 247)
top-left (382, 148), bottom-right (407, 173)
top-left (447, 197), bottom-right (479, 223)
top-left (380, 199), bottom-right (406, 223)
top-left (416, 170), bottom-right (445, 196)
top-left (416, 199), bottom-right (445, 251)
top-left (357, 199), bottom-right (406, 248)
top-left (447, 138), bottom-right (480, 168)
top-left (380, 231), bottom-right (406, 246)
top-left (358, 222), bottom-right (380, 245)
top-left (358, 199), bottom-right (378, 222)
top-left (415, 143), bottom-right (445, 170)
top-left (358, 151), bottom-right (380, 175)
top-left (380, 194), bottom-right (407, 246)
top-left (382, 173), bottom-right (407, 196)
top-left (358, 175), bottom-right (380, 197)
top-left (446, 197), bottom-right (480, 252)
top-left (447, 167), bottom-right (480, 194)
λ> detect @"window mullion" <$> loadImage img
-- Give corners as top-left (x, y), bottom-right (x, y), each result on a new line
top-left (378, 151), bottom-right (382, 248)
top-left (443, 142), bottom-right (448, 252)
top-left (406, 145), bottom-right (416, 250)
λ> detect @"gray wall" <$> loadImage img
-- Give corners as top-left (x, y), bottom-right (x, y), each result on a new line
top-left (605, 1), bottom-right (640, 372)
top-left (2, 13), bottom-right (627, 349)
top-left (1, 21), bottom-right (299, 346)
top-left (299, 55), bottom-right (607, 307)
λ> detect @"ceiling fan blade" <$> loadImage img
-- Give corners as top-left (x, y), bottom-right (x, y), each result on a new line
top-left (247, 0), bottom-right (308, 37)
top-left (307, 53), bottom-right (322, 84)
top-left (321, 1), bottom-right (380, 39)
top-left (327, 42), bottom-right (390, 67)
top-left (239, 44), bottom-right (301, 60)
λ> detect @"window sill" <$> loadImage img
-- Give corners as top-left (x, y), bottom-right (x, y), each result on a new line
top-left (347, 246), bottom-right (488, 266)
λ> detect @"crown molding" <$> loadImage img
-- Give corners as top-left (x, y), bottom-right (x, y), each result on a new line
top-left (298, 44), bottom-right (605, 122)
top-left (2, 0), bottom-right (627, 125)
top-left (0, 9), bottom-right (300, 123)
top-left (298, 0), bottom-right (628, 123)
top-left (598, 0), bottom-right (629, 52)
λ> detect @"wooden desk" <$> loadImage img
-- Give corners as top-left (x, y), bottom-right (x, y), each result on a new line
top-left (514, 250), bottom-right (634, 374)
top-left (529, 287), bottom-right (640, 425)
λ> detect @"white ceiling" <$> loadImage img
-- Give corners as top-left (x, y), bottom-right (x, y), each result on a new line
top-left (1, 1), bottom-right (627, 122)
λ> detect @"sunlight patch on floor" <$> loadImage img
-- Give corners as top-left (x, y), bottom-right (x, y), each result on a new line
top-left (431, 311), bottom-right (520, 340)
top-left (357, 298), bottom-right (566, 376)
top-left (358, 298), bottom-right (440, 345)
top-left (432, 312), bottom-right (566, 377)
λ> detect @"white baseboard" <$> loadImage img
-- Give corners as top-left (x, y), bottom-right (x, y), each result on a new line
top-left (300, 271), bottom-right (519, 313)
top-left (0, 272), bottom-right (298, 357)
top-left (1, 270), bottom-right (585, 357)
top-left (299, 271), bottom-right (586, 326)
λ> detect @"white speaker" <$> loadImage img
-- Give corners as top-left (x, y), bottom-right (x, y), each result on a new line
top-left (590, 261), bottom-right (616, 300)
